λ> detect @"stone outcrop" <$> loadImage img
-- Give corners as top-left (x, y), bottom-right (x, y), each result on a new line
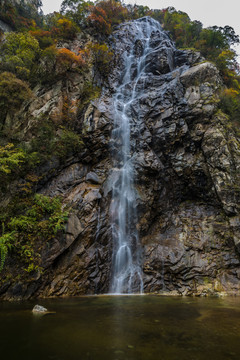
top-left (0, 19), bottom-right (13, 32)
top-left (0, 17), bottom-right (239, 299)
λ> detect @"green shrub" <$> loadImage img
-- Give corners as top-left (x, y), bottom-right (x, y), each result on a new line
top-left (0, 194), bottom-right (68, 272)
top-left (60, 0), bottom-right (93, 27)
top-left (0, 143), bottom-right (25, 174)
top-left (54, 128), bottom-right (84, 158)
top-left (29, 30), bottom-right (55, 49)
top-left (78, 81), bottom-right (100, 114)
top-left (0, 229), bottom-right (16, 271)
top-left (0, 72), bottom-right (32, 120)
top-left (87, 42), bottom-right (113, 79)
top-left (29, 116), bottom-right (56, 162)
top-left (0, 32), bottom-right (40, 80)
top-left (52, 17), bottom-right (79, 40)
top-left (219, 88), bottom-right (240, 125)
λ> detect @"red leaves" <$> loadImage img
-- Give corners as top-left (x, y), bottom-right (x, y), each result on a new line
top-left (56, 48), bottom-right (85, 71)
top-left (87, 6), bottom-right (111, 35)
top-left (87, 1), bottom-right (129, 35)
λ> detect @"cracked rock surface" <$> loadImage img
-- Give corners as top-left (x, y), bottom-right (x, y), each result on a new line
top-left (1, 17), bottom-right (240, 299)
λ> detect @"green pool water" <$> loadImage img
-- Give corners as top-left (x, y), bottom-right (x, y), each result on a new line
top-left (0, 295), bottom-right (240, 360)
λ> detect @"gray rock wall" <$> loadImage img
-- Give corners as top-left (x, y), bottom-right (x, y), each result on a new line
top-left (0, 19), bottom-right (13, 32)
top-left (0, 17), bottom-right (239, 299)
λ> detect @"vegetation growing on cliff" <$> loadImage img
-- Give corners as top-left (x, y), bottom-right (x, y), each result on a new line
top-left (59, 1), bottom-right (240, 124)
top-left (0, 32), bottom-right (40, 80)
top-left (0, 193), bottom-right (68, 273)
top-left (0, 0), bottom-right (239, 280)
top-left (1, 1), bottom-right (239, 103)
top-left (0, 72), bottom-right (32, 120)
top-left (0, 143), bottom-right (25, 175)
top-left (0, 0), bottom-right (43, 30)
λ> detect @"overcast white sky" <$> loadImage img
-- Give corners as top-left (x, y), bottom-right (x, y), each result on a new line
top-left (42, 0), bottom-right (240, 55)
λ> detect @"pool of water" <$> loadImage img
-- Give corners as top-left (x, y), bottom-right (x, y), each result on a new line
top-left (0, 295), bottom-right (240, 360)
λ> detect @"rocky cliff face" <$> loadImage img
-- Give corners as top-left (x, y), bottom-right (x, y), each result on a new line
top-left (1, 17), bottom-right (240, 299)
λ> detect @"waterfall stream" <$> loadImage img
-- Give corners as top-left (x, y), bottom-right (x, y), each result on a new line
top-left (110, 17), bottom-right (171, 294)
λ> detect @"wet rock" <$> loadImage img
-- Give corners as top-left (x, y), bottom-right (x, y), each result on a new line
top-left (174, 49), bottom-right (203, 67)
top-left (0, 16), bottom-right (239, 299)
top-left (180, 62), bottom-right (220, 88)
top-left (86, 172), bottom-right (101, 184)
top-left (145, 47), bottom-right (173, 75)
top-left (32, 305), bottom-right (48, 313)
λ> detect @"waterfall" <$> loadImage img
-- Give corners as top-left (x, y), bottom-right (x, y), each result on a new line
top-left (110, 17), bottom-right (170, 294)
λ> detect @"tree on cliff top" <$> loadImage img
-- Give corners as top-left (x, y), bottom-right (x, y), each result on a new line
top-left (0, 0), bottom-right (43, 29)
top-left (60, 0), bottom-right (93, 26)
top-left (0, 32), bottom-right (40, 80)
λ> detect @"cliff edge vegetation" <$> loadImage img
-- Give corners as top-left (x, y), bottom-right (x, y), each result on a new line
top-left (0, 0), bottom-right (239, 299)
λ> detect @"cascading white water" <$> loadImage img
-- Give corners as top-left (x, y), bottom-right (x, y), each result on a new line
top-left (110, 17), bottom-right (169, 294)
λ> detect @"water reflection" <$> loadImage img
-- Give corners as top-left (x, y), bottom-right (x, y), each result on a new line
top-left (0, 296), bottom-right (240, 359)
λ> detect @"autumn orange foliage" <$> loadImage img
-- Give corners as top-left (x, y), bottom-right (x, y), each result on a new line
top-left (29, 30), bottom-right (55, 49)
top-left (87, 6), bottom-right (111, 35)
top-left (56, 48), bottom-right (85, 72)
top-left (97, 0), bottom-right (129, 25)
top-left (51, 18), bottom-right (78, 40)
top-left (87, 0), bottom-right (129, 35)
